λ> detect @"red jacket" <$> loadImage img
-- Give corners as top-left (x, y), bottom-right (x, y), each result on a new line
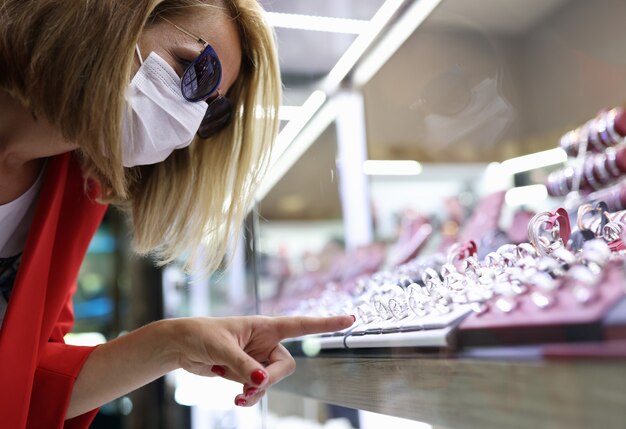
top-left (0, 153), bottom-right (108, 428)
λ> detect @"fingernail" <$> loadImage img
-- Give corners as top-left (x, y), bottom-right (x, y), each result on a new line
top-left (235, 397), bottom-right (247, 407)
top-left (350, 315), bottom-right (356, 323)
top-left (245, 387), bottom-right (258, 398)
top-left (251, 369), bottom-right (267, 385)
top-left (211, 365), bottom-right (226, 377)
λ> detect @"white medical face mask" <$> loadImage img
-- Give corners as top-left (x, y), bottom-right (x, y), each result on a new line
top-left (122, 50), bottom-right (207, 167)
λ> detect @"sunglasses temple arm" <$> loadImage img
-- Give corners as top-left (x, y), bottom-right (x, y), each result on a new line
top-left (135, 44), bottom-right (144, 66)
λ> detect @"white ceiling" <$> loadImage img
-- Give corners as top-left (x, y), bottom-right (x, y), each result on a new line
top-left (260, 0), bottom-right (385, 78)
top-left (261, 0), bottom-right (571, 85)
top-left (425, 0), bottom-right (571, 35)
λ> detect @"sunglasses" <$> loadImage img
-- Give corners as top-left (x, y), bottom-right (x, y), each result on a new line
top-left (161, 16), bottom-right (233, 139)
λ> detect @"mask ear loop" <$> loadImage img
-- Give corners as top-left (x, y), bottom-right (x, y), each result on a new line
top-left (135, 44), bottom-right (144, 66)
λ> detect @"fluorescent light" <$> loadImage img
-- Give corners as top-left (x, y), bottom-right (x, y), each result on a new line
top-left (354, 0), bottom-right (442, 86)
top-left (278, 105), bottom-right (301, 121)
top-left (265, 12), bottom-right (368, 34)
top-left (322, 0), bottom-right (404, 92)
top-left (363, 160), bottom-right (423, 176)
top-left (505, 184), bottom-right (548, 206)
top-left (500, 148), bottom-right (568, 175)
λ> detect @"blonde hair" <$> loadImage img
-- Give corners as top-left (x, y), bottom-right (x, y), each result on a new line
top-left (0, 0), bottom-right (280, 274)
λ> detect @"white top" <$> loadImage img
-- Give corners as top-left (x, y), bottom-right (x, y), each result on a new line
top-left (0, 166), bottom-right (45, 328)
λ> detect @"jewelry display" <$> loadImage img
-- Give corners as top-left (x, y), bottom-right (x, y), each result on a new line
top-left (547, 148), bottom-right (626, 196)
top-left (559, 108), bottom-right (626, 156)
top-left (547, 108), bottom-right (626, 199)
top-left (282, 196), bottom-right (626, 350)
top-left (276, 108), bottom-right (626, 351)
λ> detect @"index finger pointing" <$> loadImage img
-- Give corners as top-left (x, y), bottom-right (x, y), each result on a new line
top-left (272, 315), bottom-right (355, 339)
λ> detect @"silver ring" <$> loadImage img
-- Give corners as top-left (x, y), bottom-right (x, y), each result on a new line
top-left (421, 267), bottom-right (442, 286)
top-left (594, 154), bottom-right (611, 183)
top-left (517, 242), bottom-right (538, 258)
top-left (605, 148), bottom-right (621, 177)
top-left (602, 221), bottom-right (623, 242)
top-left (551, 246), bottom-right (576, 265)
top-left (554, 170), bottom-right (568, 196)
top-left (484, 251), bottom-right (504, 268)
top-left (576, 204), bottom-right (595, 231)
top-left (357, 303), bottom-right (377, 324)
top-left (567, 265), bottom-right (599, 305)
top-left (607, 108), bottom-right (623, 144)
top-left (528, 212), bottom-right (564, 256)
top-left (588, 118), bottom-right (605, 152)
top-left (497, 244), bottom-right (519, 266)
top-left (584, 159), bottom-right (600, 190)
top-left (596, 111), bottom-right (614, 147)
top-left (406, 284), bottom-right (430, 317)
top-left (590, 217), bottom-right (603, 237)
top-left (563, 167), bottom-right (575, 195)
top-left (388, 297), bottom-right (409, 320)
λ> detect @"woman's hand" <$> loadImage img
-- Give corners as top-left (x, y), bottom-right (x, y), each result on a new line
top-left (171, 315), bottom-right (355, 407)
top-left (68, 314), bottom-right (354, 419)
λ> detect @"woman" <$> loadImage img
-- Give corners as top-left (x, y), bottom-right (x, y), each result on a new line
top-left (0, 0), bottom-right (354, 427)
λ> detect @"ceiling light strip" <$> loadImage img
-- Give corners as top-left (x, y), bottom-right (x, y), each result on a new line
top-left (278, 105), bottom-right (302, 121)
top-left (353, 0), bottom-right (443, 86)
top-left (265, 12), bottom-right (368, 34)
top-left (321, 0), bottom-right (405, 92)
top-left (500, 148), bottom-right (568, 175)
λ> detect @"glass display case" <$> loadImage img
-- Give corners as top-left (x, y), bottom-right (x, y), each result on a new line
top-left (250, 0), bottom-right (626, 428)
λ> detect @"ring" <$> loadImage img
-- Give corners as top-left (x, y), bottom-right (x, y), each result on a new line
top-left (594, 154), bottom-right (611, 183)
top-left (602, 221), bottom-right (624, 242)
top-left (605, 148), bottom-right (621, 177)
top-left (607, 108), bottom-right (623, 144)
top-left (576, 204), bottom-right (595, 230)
top-left (584, 159), bottom-right (600, 190)
top-left (406, 284), bottom-right (431, 317)
top-left (567, 265), bottom-right (599, 305)
top-left (588, 118), bottom-right (605, 152)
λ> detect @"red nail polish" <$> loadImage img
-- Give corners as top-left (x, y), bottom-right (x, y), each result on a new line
top-left (235, 397), bottom-right (247, 407)
top-left (211, 365), bottom-right (226, 377)
top-left (245, 387), bottom-right (258, 398)
top-left (251, 369), bottom-right (267, 385)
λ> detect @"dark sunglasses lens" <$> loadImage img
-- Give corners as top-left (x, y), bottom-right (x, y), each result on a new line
top-left (197, 97), bottom-right (233, 139)
top-left (181, 47), bottom-right (222, 101)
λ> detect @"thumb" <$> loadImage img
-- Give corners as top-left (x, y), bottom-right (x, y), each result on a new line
top-left (217, 341), bottom-right (269, 388)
